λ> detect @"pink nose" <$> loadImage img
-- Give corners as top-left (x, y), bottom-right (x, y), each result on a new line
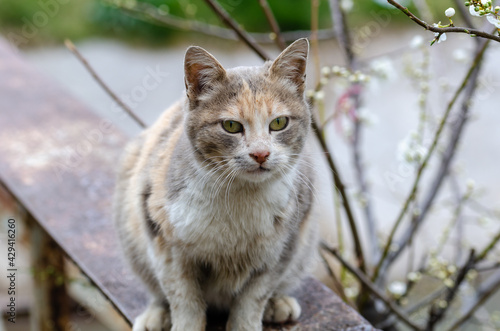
top-left (249, 151), bottom-right (270, 164)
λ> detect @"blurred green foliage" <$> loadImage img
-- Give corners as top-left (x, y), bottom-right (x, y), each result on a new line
top-left (0, 0), bottom-right (455, 47)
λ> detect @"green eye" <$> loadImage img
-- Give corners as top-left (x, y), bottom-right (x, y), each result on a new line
top-left (269, 117), bottom-right (288, 131)
top-left (222, 120), bottom-right (243, 133)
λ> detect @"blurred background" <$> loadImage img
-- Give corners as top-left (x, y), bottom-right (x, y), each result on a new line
top-left (1, 0), bottom-right (499, 330)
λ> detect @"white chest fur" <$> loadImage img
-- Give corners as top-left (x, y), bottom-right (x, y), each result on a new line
top-left (169, 176), bottom-right (291, 250)
top-left (167, 175), bottom-right (293, 298)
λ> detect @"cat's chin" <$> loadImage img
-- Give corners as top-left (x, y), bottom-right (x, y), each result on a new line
top-left (241, 167), bottom-right (276, 183)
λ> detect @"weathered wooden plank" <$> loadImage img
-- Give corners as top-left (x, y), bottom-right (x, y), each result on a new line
top-left (0, 39), bottom-right (375, 330)
top-left (27, 214), bottom-right (71, 331)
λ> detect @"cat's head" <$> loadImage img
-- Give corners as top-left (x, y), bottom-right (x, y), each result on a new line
top-left (183, 39), bottom-right (310, 183)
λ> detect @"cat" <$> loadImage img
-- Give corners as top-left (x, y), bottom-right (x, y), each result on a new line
top-left (113, 38), bottom-right (319, 331)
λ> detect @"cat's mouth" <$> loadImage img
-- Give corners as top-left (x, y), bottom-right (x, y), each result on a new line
top-left (248, 166), bottom-right (271, 174)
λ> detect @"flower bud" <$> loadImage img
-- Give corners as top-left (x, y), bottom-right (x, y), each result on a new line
top-left (321, 66), bottom-right (331, 76)
top-left (445, 7), bottom-right (456, 17)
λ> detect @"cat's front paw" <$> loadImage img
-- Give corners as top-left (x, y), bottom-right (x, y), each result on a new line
top-left (133, 304), bottom-right (171, 331)
top-left (263, 296), bottom-right (301, 323)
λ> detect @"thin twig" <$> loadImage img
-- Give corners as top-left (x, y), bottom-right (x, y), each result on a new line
top-left (312, 121), bottom-right (367, 274)
top-left (321, 243), bottom-right (424, 331)
top-left (387, 0), bottom-right (500, 43)
top-left (427, 250), bottom-right (476, 329)
top-left (319, 250), bottom-right (351, 303)
top-left (412, 0), bottom-right (434, 22)
top-left (112, 0), bottom-right (336, 43)
top-left (329, 0), bottom-right (379, 266)
top-left (329, 0), bottom-right (355, 68)
top-left (397, 254), bottom-right (428, 306)
top-left (447, 270), bottom-right (500, 331)
top-left (375, 38), bottom-right (490, 278)
top-left (476, 261), bottom-right (500, 272)
top-left (467, 198), bottom-right (500, 220)
top-left (405, 286), bottom-right (448, 315)
top-left (434, 193), bottom-right (467, 258)
top-left (333, 187), bottom-right (346, 283)
top-left (351, 114), bottom-right (379, 265)
top-left (475, 230), bottom-right (500, 263)
top-left (449, 175), bottom-right (465, 263)
top-left (64, 39), bottom-right (147, 129)
top-left (203, 0), bottom-right (270, 61)
top-left (452, 0), bottom-right (476, 29)
top-left (257, 0), bottom-right (286, 50)
top-left (311, 0), bottom-right (321, 85)
top-left (372, 39), bottom-right (490, 282)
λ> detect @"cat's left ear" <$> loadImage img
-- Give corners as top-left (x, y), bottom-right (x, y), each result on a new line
top-left (184, 46), bottom-right (227, 101)
top-left (269, 38), bottom-right (309, 93)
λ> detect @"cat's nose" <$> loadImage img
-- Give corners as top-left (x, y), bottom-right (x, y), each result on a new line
top-left (249, 151), bottom-right (270, 164)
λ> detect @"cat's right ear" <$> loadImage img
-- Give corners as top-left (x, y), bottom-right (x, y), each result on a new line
top-left (184, 46), bottom-right (227, 101)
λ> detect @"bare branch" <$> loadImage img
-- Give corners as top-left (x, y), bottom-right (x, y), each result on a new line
top-left (321, 243), bottom-right (425, 331)
top-left (475, 230), bottom-right (500, 263)
top-left (329, 0), bottom-right (355, 68)
top-left (447, 270), bottom-right (500, 331)
top-left (373, 39), bottom-right (490, 282)
top-left (329, 0), bottom-right (379, 264)
top-left (318, 250), bottom-right (351, 303)
top-left (312, 121), bottom-right (367, 273)
top-left (476, 261), bottom-right (500, 272)
top-left (452, 0), bottom-right (476, 29)
top-left (203, 0), bottom-right (270, 61)
top-left (427, 250), bottom-right (476, 329)
top-left (387, 0), bottom-right (500, 43)
top-left (112, 0), bottom-right (336, 43)
top-left (449, 175), bottom-right (465, 263)
top-left (64, 39), bottom-right (147, 129)
top-left (311, 0), bottom-right (321, 83)
top-left (405, 286), bottom-right (447, 315)
top-left (257, 0), bottom-right (286, 50)
top-left (351, 113), bottom-right (379, 264)
top-left (412, 0), bottom-right (433, 22)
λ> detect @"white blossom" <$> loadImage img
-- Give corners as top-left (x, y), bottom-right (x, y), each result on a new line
top-left (370, 58), bottom-right (396, 81)
top-left (407, 272), bottom-right (422, 282)
top-left (357, 107), bottom-right (379, 126)
top-left (487, 14), bottom-right (500, 28)
top-left (314, 90), bottom-right (325, 101)
top-left (410, 35), bottom-right (424, 48)
top-left (466, 178), bottom-right (476, 191)
top-left (445, 7), bottom-right (456, 17)
top-left (388, 281), bottom-right (407, 297)
top-left (435, 32), bottom-right (447, 43)
top-left (340, 0), bottom-right (354, 12)
top-left (438, 300), bottom-right (448, 308)
top-left (432, 24), bottom-right (447, 43)
top-left (344, 287), bottom-right (359, 298)
top-left (469, 4), bottom-right (481, 17)
top-left (398, 132), bottom-right (428, 165)
top-left (444, 278), bottom-right (455, 288)
top-left (453, 49), bottom-right (469, 63)
top-left (321, 66), bottom-right (331, 76)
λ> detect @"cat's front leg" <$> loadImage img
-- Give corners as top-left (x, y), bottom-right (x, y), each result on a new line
top-left (226, 273), bottom-right (275, 331)
top-left (133, 298), bottom-right (171, 331)
top-left (157, 254), bottom-right (207, 331)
